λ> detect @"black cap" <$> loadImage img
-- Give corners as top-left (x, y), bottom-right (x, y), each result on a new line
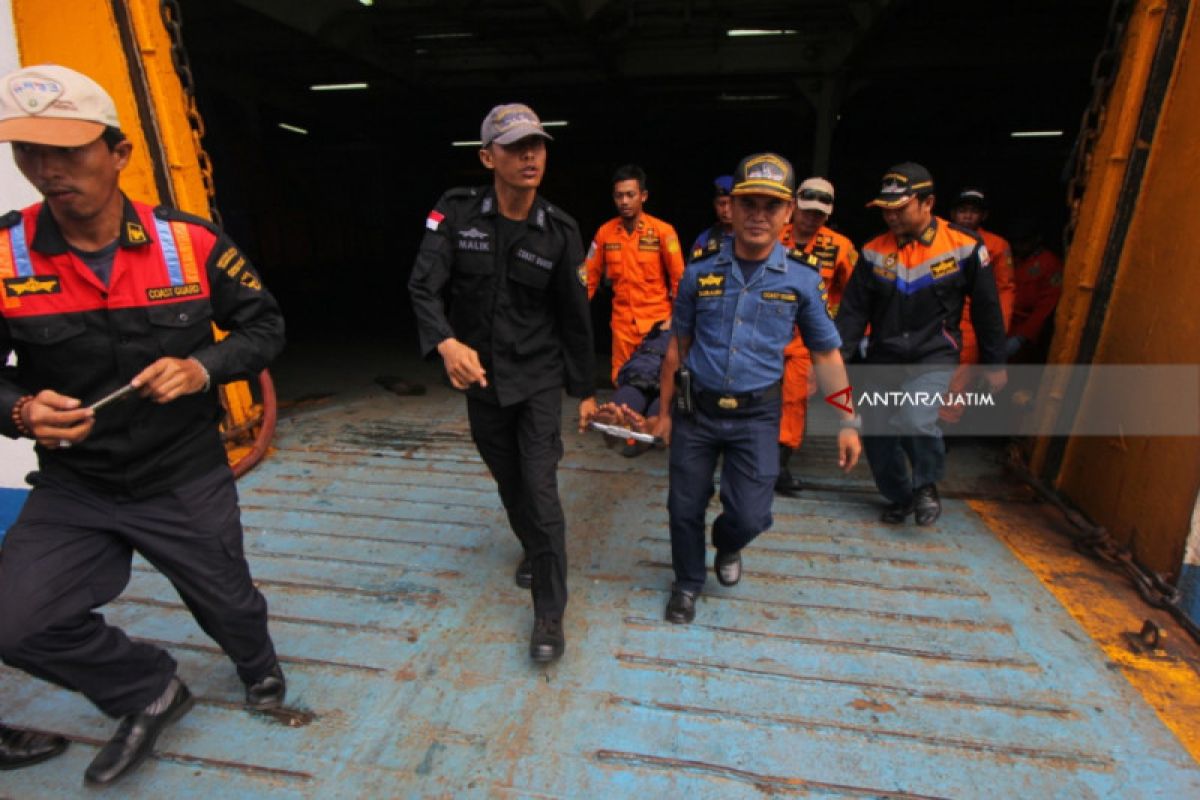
top-left (952, 187), bottom-right (989, 210)
top-left (867, 162), bottom-right (934, 208)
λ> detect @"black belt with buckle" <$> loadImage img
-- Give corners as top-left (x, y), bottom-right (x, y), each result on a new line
top-left (694, 383), bottom-right (781, 414)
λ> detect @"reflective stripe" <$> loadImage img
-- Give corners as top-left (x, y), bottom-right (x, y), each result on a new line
top-left (153, 215), bottom-right (185, 286)
top-left (8, 220), bottom-right (34, 278)
top-left (169, 221), bottom-right (200, 285)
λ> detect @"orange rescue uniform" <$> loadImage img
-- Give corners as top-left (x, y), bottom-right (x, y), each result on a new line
top-left (940, 227), bottom-right (1015, 424)
top-left (1009, 246), bottom-right (1064, 348)
top-left (585, 213), bottom-right (685, 383)
top-left (777, 224), bottom-right (858, 448)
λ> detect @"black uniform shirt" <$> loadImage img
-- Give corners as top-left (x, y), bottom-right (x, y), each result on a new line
top-left (408, 186), bottom-right (595, 407)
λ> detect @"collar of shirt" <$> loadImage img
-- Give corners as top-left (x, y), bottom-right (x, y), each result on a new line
top-left (31, 193), bottom-right (153, 255)
top-left (897, 217), bottom-right (938, 249)
top-left (479, 188), bottom-right (549, 231)
top-left (715, 240), bottom-right (788, 287)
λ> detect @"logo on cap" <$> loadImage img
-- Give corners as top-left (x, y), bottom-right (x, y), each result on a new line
top-left (9, 75), bottom-right (64, 115)
top-left (745, 157), bottom-right (786, 183)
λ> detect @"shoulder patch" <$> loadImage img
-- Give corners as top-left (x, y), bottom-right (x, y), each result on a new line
top-left (787, 248), bottom-right (821, 270)
top-left (442, 186), bottom-right (479, 200)
top-left (0, 210), bottom-right (21, 229)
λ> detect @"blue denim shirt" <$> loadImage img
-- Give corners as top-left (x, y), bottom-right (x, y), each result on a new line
top-left (673, 239), bottom-right (841, 393)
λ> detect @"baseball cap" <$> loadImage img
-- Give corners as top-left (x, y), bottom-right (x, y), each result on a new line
top-left (730, 153), bottom-right (796, 201)
top-left (713, 175), bottom-right (733, 196)
top-left (867, 162), bottom-right (934, 208)
top-left (952, 186), bottom-right (988, 210)
top-left (480, 103), bottom-right (552, 147)
top-left (0, 65), bottom-right (120, 147)
top-left (796, 177), bottom-right (835, 215)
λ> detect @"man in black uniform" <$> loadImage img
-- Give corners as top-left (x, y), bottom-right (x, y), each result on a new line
top-left (408, 103), bottom-right (595, 664)
top-left (0, 65), bottom-right (286, 786)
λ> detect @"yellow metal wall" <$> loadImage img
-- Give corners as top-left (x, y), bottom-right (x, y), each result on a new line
top-left (1041, 0), bottom-right (1200, 575)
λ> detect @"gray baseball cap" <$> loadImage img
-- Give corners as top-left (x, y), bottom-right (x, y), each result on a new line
top-left (480, 103), bottom-right (552, 147)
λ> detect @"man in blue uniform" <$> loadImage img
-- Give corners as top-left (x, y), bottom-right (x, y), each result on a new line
top-left (650, 153), bottom-right (862, 624)
top-left (688, 175), bottom-right (734, 258)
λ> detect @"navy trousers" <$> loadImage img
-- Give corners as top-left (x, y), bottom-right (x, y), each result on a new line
top-left (667, 400), bottom-right (780, 592)
top-left (0, 464), bottom-right (277, 718)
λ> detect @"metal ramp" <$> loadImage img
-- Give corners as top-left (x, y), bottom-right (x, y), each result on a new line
top-left (2, 385), bottom-right (1198, 798)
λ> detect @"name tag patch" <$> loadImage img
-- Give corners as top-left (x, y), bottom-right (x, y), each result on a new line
top-left (147, 282), bottom-right (202, 301)
top-left (515, 248), bottom-right (554, 271)
top-left (761, 290), bottom-right (797, 302)
top-left (697, 271), bottom-right (725, 298)
top-left (456, 227), bottom-right (491, 252)
top-left (930, 258), bottom-right (959, 279)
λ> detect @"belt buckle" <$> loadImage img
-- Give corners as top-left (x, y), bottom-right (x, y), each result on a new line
top-left (717, 396), bottom-right (739, 410)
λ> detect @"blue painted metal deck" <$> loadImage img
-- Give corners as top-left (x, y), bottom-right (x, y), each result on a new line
top-left (2, 381), bottom-right (1199, 798)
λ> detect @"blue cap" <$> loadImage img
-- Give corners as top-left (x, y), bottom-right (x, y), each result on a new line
top-left (713, 175), bottom-right (734, 196)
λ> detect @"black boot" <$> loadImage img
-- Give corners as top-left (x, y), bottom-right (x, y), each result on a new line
top-left (774, 445), bottom-right (803, 497)
top-left (0, 723), bottom-right (68, 770)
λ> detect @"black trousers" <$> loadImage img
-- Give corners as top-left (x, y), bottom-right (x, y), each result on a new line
top-left (0, 464), bottom-right (276, 718)
top-left (467, 387), bottom-right (568, 617)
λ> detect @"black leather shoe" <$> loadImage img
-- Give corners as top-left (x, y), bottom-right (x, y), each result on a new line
top-left (244, 663), bottom-right (286, 710)
top-left (665, 587), bottom-right (698, 624)
top-left (0, 723), bottom-right (68, 770)
top-left (84, 676), bottom-right (194, 787)
top-left (914, 483), bottom-right (942, 526)
top-left (714, 550), bottom-right (742, 587)
top-left (514, 557), bottom-right (533, 589)
top-left (529, 616), bottom-right (565, 663)
top-left (881, 499), bottom-right (913, 524)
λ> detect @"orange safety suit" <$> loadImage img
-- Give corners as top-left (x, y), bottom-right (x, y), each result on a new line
top-left (940, 227), bottom-right (1015, 424)
top-left (777, 224), bottom-right (857, 448)
top-left (585, 213), bottom-right (685, 383)
top-left (1009, 246), bottom-right (1064, 348)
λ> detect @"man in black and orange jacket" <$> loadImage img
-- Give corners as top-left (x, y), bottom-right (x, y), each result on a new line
top-left (0, 65), bottom-right (285, 786)
top-left (837, 163), bottom-right (1006, 527)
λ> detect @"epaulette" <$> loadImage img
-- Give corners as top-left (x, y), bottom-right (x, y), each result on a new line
top-left (786, 248), bottom-right (821, 271)
top-left (542, 199), bottom-right (579, 231)
top-left (154, 205), bottom-right (221, 235)
top-left (443, 186), bottom-right (480, 200)
top-left (0, 210), bottom-right (20, 229)
top-left (946, 221), bottom-right (984, 244)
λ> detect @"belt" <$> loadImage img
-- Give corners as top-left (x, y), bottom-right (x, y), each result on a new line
top-left (694, 383), bottom-right (780, 414)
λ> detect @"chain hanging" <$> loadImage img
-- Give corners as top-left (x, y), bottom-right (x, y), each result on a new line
top-left (159, 0), bottom-right (223, 228)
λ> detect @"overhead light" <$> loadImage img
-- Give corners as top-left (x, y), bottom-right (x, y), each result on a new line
top-left (278, 123), bottom-right (308, 135)
top-left (415, 32), bottom-right (473, 40)
top-left (541, 120), bottom-right (569, 127)
top-left (727, 29), bottom-right (796, 37)
top-left (310, 82), bottom-right (369, 91)
top-left (452, 140), bottom-right (483, 147)
top-left (719, 93), bottom-right (786, 102)
top-left (1011, 130), bottom-right (1064, 138)
top-left (358, 0), bottom-right (374, 7)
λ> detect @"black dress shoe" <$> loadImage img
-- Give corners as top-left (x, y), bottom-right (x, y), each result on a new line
top-left (529, 616), bottom-right (565, 663)
top-left (914, 483), bottom-right (942, 526)
top-left (514, 557), bottom-right (533, 589)
top-left (881, 499), bottom-right (913, 524)
top-left (0, 723), bottom-right (68, 770)
top-left (245, 663), bottom-right (287, 710)
top-left (665, 587), bottom-right (698, 624)
top-left (84, 676), bottom-right (194, 787)
top-left (714, 550), bottom-right (742, 587)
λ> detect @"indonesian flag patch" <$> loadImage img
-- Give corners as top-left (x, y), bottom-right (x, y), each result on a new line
top-left (426, 210), bottom-right (445, 231)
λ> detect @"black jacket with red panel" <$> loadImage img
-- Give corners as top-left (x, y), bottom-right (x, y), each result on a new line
top-left (0, 195), bottom-right (284, 497)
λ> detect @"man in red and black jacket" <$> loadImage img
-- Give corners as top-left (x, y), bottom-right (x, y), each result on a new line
top-left (0, 65), bottom-right (285, 787)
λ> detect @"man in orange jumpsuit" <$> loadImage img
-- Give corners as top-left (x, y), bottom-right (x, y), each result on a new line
top-left (585, 164), bottom-right (686, 383)
top-left (774, 178), bottom-right (857, 495)
top-left (940, 188), bottom-right (1015, 427)
top-left (1007, 219), bottom-right (1064, 362)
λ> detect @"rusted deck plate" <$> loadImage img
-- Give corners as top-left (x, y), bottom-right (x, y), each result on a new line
top-left (2, 384), bottom-right (1198, 798)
